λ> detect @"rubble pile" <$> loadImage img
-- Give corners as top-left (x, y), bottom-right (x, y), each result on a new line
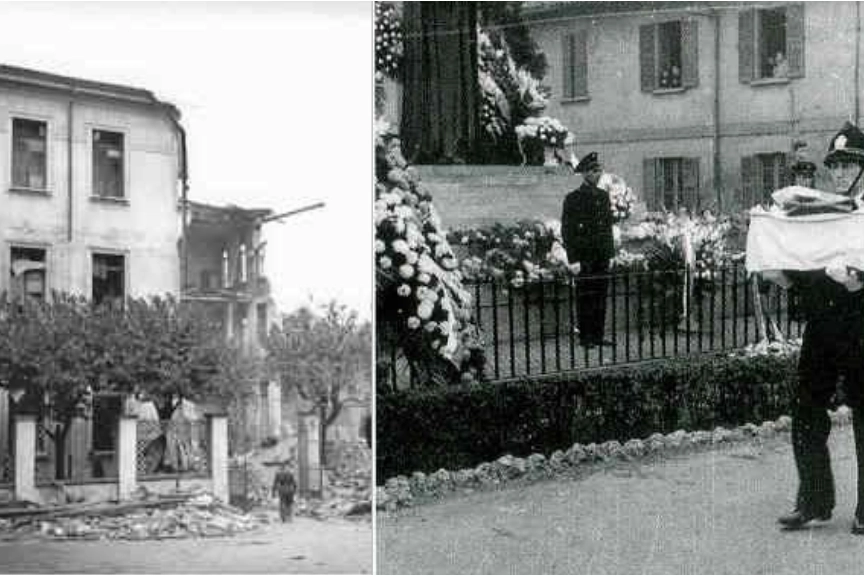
top-left (0, 493), bottom-right (267, 541)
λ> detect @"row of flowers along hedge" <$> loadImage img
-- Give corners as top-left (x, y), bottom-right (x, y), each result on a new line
top-left (377, 351), bottom-right (799, 482)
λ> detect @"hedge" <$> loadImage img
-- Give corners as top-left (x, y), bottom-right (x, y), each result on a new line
top-left (377, 353), bottom-right (797, 481)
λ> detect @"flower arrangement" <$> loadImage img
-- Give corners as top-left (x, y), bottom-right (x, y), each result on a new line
top-left (598, 173), bottom-right (636, 223)
top-left (449, 220), bottom-right (574, 286)
top-left (515, 116), bottom-right (573, 149)
top-left (376, 124), bottom-right (485, 384)
top-left (375, 2), bottom-right (403, 80)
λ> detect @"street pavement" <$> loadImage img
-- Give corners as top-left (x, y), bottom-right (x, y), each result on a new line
top-left (0, 517), bottom-right (371, 574)
top-left (378, 426), bottom-right (864, 574)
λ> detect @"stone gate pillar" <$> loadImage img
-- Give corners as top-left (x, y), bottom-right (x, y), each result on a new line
top-left (13, 414), bottom-right (37, 502)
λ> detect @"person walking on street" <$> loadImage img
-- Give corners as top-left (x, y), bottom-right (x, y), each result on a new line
top-left (774, 122), bottom-right (864, 534)
top-left (561, 151), bottom-right (615, 348)
top-left (272, 460), bottom-right (297, 523)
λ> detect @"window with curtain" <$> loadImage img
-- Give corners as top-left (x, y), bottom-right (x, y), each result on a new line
top-left (92, 129), bottom-right (124, 198)
top-left (92, 253), bottom-right (125, 307)
top-left (12, 118), bottom-right (47, 190)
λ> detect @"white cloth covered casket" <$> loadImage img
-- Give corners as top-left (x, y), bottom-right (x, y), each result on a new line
top-left (745, 207), bottom-right (864, 273)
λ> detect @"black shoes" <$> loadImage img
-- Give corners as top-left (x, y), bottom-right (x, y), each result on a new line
top-left (777, 509), bottom-right (832, 530)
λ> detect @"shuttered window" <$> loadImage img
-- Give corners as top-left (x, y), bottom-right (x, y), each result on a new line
top-left (643, 157), bottom-right (701, 211)
top-left (739, 4), bottom-right (805, 83)
top-left (561, 30), bottom-right (588, 100)
top-left (640, 20), bottom-right (699, 92)
top-left (741, 153), bottom-right (789, 207)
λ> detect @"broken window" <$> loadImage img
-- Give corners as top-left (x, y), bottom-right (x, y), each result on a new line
top-left (92, 253), bottom-right (125, 307)
top-left (10, 246), bottom-right (46, 301)
top-left (12, 118), bottom-right (47, 190)
top-left (92, 130), bottom-right (124, 198)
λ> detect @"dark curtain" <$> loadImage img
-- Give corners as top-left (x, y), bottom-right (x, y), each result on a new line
top-left (401, 2), bottom-right (480, 164)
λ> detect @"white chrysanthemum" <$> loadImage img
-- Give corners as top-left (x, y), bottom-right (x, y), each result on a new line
top-left (417, 272), bottom-right (431, 284)
top-left (424, 321), bottom-right (438, 333)
top-left (391, 239), bottom-right (409, 254)
top-left (375, 240), bottom-right (386, 254)
top-left (397, 284), bottom-right (411, 297)
top-left (381, 192), bottom-right (401, 206)
top-left (399, 264), bottom-right (415, 279)
top-left (407, 316), bottom-right (421, 330)
top-left (417, 300), bottom-right (434, 320)
top-left (379, 255), bottom-right (392, 269)
top-left (405, 251), bottom-right (419, 265)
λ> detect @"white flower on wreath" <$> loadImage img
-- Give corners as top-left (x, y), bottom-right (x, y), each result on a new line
top-left (417, 300), bottom-right (434, 320)
top-left (379, 255), bottom-right (392, 269)
top-left (406, 316), bottom-right (421, 330)
top-left (375, 240), bottom-right (385, 254)
top-left (391, 239), bottom-right (409, 254)
top-left (397, 284), bottom-right (411, 297)
top-left (398, 264), bottom-right (415, 280)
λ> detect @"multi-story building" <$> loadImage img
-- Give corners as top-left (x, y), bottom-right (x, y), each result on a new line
top-left (524, 1), bottom-right (864, 212)
top-left (0, 64), bottom-right (185, 302)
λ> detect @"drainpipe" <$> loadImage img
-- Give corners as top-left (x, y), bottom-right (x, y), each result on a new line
top-left (711, 9), bottom-right (722, 212)
top-left (163, 111), bottom-right (189, 292)
top-left (856, 2), bottom-right (861, 125)
top-left (66, 92), bottom-right (75, 242)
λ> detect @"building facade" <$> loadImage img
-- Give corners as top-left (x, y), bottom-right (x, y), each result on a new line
top-left (0, 64), bottom-right (184, 301)
top-left (525, 1), bottom-right (864, 212)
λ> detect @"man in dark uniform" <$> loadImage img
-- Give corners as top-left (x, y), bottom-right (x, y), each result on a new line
top-left (561, 152), bottom-right (615, 348)
top-left (272, 460), bottom-right (297, 523)
top-left (777, 122), bottom-right (864, 534)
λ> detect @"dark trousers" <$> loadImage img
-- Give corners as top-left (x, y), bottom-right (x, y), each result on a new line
top-left (576, 260), bottom-right (610, 344)
top-left (278, 492), bottom-right (295, 522)
top-left (792, 315), bottom-right (864, 518)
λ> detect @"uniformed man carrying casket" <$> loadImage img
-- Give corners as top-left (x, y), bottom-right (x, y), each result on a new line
top-left (561, 152), bottom-right (615, 348)
top-left (775, 122), bottom-right (864, 534)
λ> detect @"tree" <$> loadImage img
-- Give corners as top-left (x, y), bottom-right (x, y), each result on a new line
top-left (0, 293), bottom-right (247, 477)
top-left (123, 296), bottom-right (250, 472)
top-left (266, 302), bottom-right (371, 466)
top-left (0, 293), bottom-right (137, 479)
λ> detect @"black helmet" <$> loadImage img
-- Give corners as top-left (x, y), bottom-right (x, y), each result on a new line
top-left (824, 122), bottom-right (864, 167)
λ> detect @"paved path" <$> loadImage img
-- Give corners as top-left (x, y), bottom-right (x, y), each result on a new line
top-left (379, 427), bottom-right (864, 574)
top-left (0, 517), bottom-right (371, 574)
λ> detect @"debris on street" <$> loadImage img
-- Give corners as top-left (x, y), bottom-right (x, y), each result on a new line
top-left (0, 490), bottom-right (267, 542)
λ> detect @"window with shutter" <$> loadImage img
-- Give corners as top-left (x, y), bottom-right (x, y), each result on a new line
top-left (681, 20), bottom-right (699, 88)
top-left (741, 155), bottom-right (758, 207)
top-left (641, 20), bottom-right (697, 92)
top-left (740, 4), bottom-right (804, 83)
top-left (639, 24), bottom-right (656, 92)
top-left (562, 30), bottom-right (589, 100)
top-left (572, 29), bottom-right (588, 98)
top-left (681, 158), bottom-right (700, 210)
top-left (643, 158), bottom-right (658, 210)
top-left (785, 4), bottom-right (806, 78)
top-left (738, 9), bottom-right (755, 83)
top-left (562, 34), bottom-right (574, 99)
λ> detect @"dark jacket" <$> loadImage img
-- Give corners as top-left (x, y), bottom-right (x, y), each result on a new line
top-left (272, 469), bottom-right (297, 497)
top-left (786, 270), bottom-right (864, 323)
top-left (561, 180), bottom-right (615, 264)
